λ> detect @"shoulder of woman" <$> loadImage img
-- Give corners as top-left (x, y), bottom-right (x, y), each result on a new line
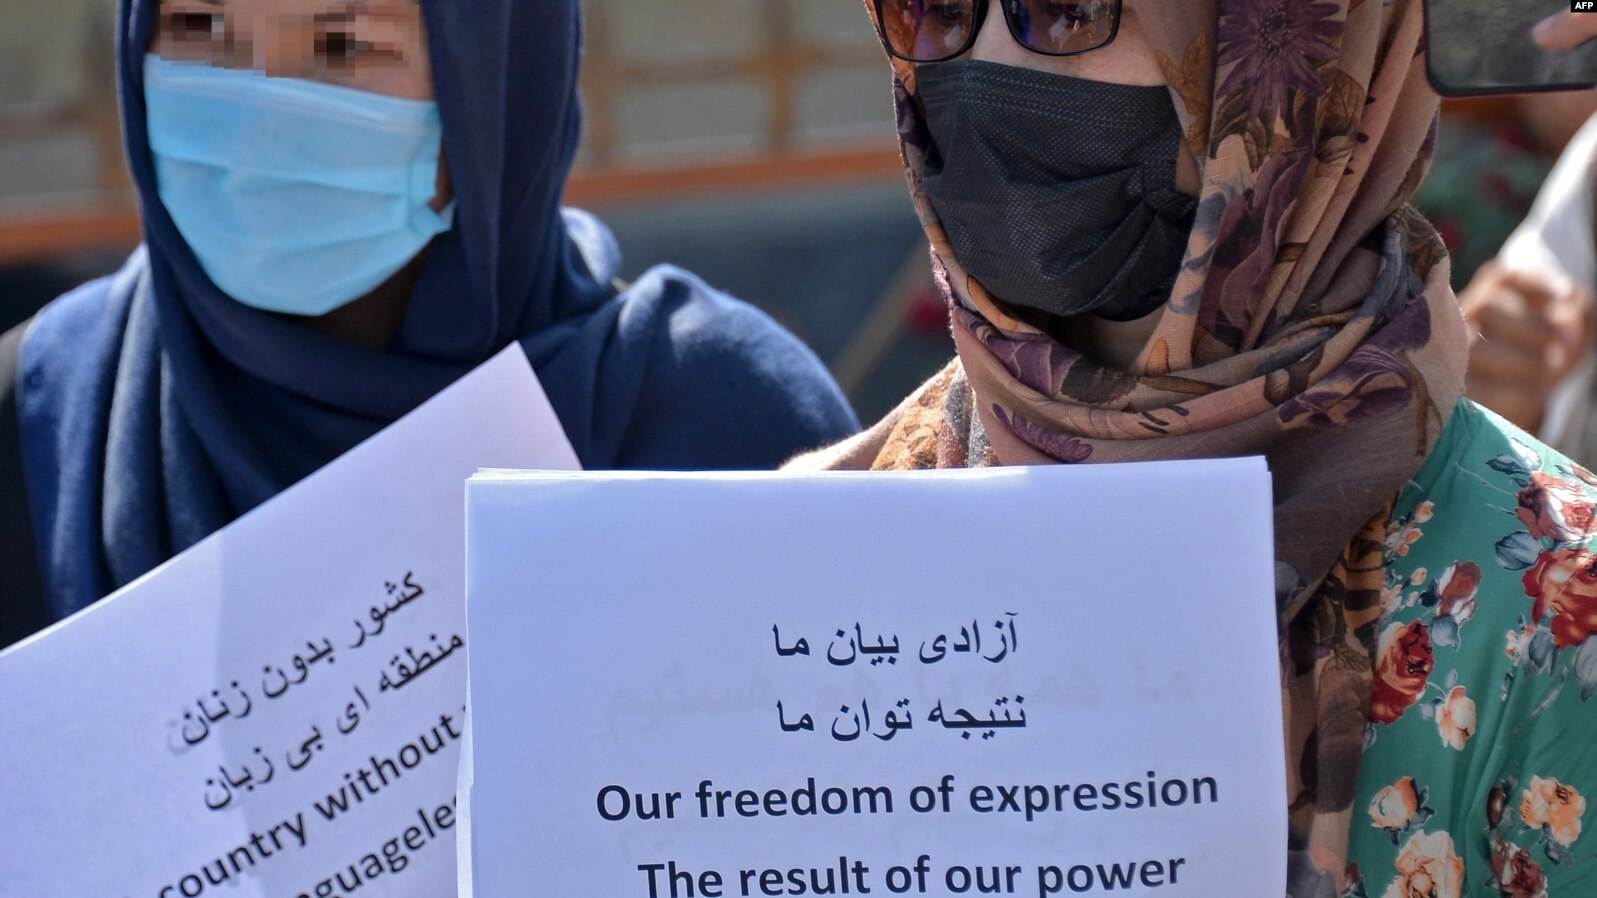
top-left (610, 264), bottom-right (861, 469)
top-left (0, 312), bottom-right (52, 648)
top-left (1, 265), bottom-right (134, 621)
top-left (1385, 400), bottom-right (1597, 576)
top-left (1403, 399), bottom-right (1564, 506)
top-left (1376, 396), bottom-right (1597, 725)
top-left (1450, 402), bottom-right (1597, 894)
top-left (8, 268), bottom-right (137, 456)
top-left (1352, 400), bottom-right (1597, 893)
top-left (785, 358), bottom-right (966, 472)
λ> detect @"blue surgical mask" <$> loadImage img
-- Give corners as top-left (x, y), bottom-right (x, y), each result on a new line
top-left (142, 54), bottom-right (454, 316)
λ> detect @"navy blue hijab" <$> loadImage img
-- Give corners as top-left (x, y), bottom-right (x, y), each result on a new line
top-left (17, 0), bottom-right (857, 618)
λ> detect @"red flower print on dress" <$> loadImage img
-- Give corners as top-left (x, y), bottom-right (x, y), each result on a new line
top-left (1522, 549), bottom-right (1597, 649)
top-left (1369, 620), bottom-right (1434, 725)
top-left (1516, 472), bottom-right (1597, 543)
top-left (1488, 836), bottom-right (1548, 898)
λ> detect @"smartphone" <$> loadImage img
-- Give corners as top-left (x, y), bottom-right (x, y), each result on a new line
top-left (1425, 0), bottom-right (1597, 96)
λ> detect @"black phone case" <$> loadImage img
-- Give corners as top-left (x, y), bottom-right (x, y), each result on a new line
top-left (1425, 0), bottom-right (1597, 96)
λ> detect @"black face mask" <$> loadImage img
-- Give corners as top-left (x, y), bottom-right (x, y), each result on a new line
top-left (916, 60), bottom-right (1197, 322)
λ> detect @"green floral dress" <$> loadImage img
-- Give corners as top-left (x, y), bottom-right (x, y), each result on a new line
top-left (1346, 400), bottom-right (1597, 897)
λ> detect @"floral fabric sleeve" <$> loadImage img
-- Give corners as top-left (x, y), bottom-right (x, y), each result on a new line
top-left (1346, 401), bottom-right (1597, 897)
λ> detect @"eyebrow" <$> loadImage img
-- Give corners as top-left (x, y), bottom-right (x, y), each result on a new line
top-left (317, 2), bottom-right (382, 22)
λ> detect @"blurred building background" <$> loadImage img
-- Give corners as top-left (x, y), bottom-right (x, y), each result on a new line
top-left (4, 1), bottom-right (1595, 421)
top-left (0, 0), bottom-right (131, 331)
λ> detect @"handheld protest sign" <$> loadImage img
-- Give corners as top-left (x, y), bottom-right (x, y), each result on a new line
top-left (463, 460), bottom-right (1286, 898)
top-left (0, 346), bottom-right (579, 898)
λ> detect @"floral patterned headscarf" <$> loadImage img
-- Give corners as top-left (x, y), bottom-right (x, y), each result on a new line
top-left (798, 1), bottom-right (1470, 893)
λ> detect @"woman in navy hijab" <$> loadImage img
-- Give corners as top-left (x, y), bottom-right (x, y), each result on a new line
top-left (0, 0), bottom-right (858, 643)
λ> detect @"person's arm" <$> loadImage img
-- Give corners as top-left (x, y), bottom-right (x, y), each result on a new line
top-left (1472, 113), bottom-right (1597, 459)
top-left (1461, 264), bottom-right (1594, 432)
top-left (1534, 10), bottom-right (1597, 50)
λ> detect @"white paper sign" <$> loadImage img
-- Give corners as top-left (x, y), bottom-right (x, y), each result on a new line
top-left (0, 345), bottom-right (579, 898)
top-left (463, 460), bottom-right (1285, 898)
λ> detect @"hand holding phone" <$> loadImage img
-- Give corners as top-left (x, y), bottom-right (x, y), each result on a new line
top-left (1534, 9), bottom-right (1597, 50)
top-left (1426, 0), bottom-right (1597, 96)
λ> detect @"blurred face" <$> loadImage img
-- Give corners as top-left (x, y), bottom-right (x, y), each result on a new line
top-left (149, 0), bottom-right (450, 210)
top-left (150, 0), bottom-right (434, 100)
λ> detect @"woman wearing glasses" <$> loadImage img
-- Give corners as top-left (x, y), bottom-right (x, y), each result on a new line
top-left (795, 1), bottom-right (1597, 894)
top-left (0, 0), bottom-right (858, 644)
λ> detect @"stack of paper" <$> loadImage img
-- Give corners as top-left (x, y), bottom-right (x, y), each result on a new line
top-left (463, 459), bottom-right (1284, 898)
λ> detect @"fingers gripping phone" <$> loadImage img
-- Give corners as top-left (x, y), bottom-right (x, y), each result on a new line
top-left (1426, 0), bottom-right (1597, 96)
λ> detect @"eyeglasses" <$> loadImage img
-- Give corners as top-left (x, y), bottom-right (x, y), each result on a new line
top-left (872, 0), bottom-right (1121, 64)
